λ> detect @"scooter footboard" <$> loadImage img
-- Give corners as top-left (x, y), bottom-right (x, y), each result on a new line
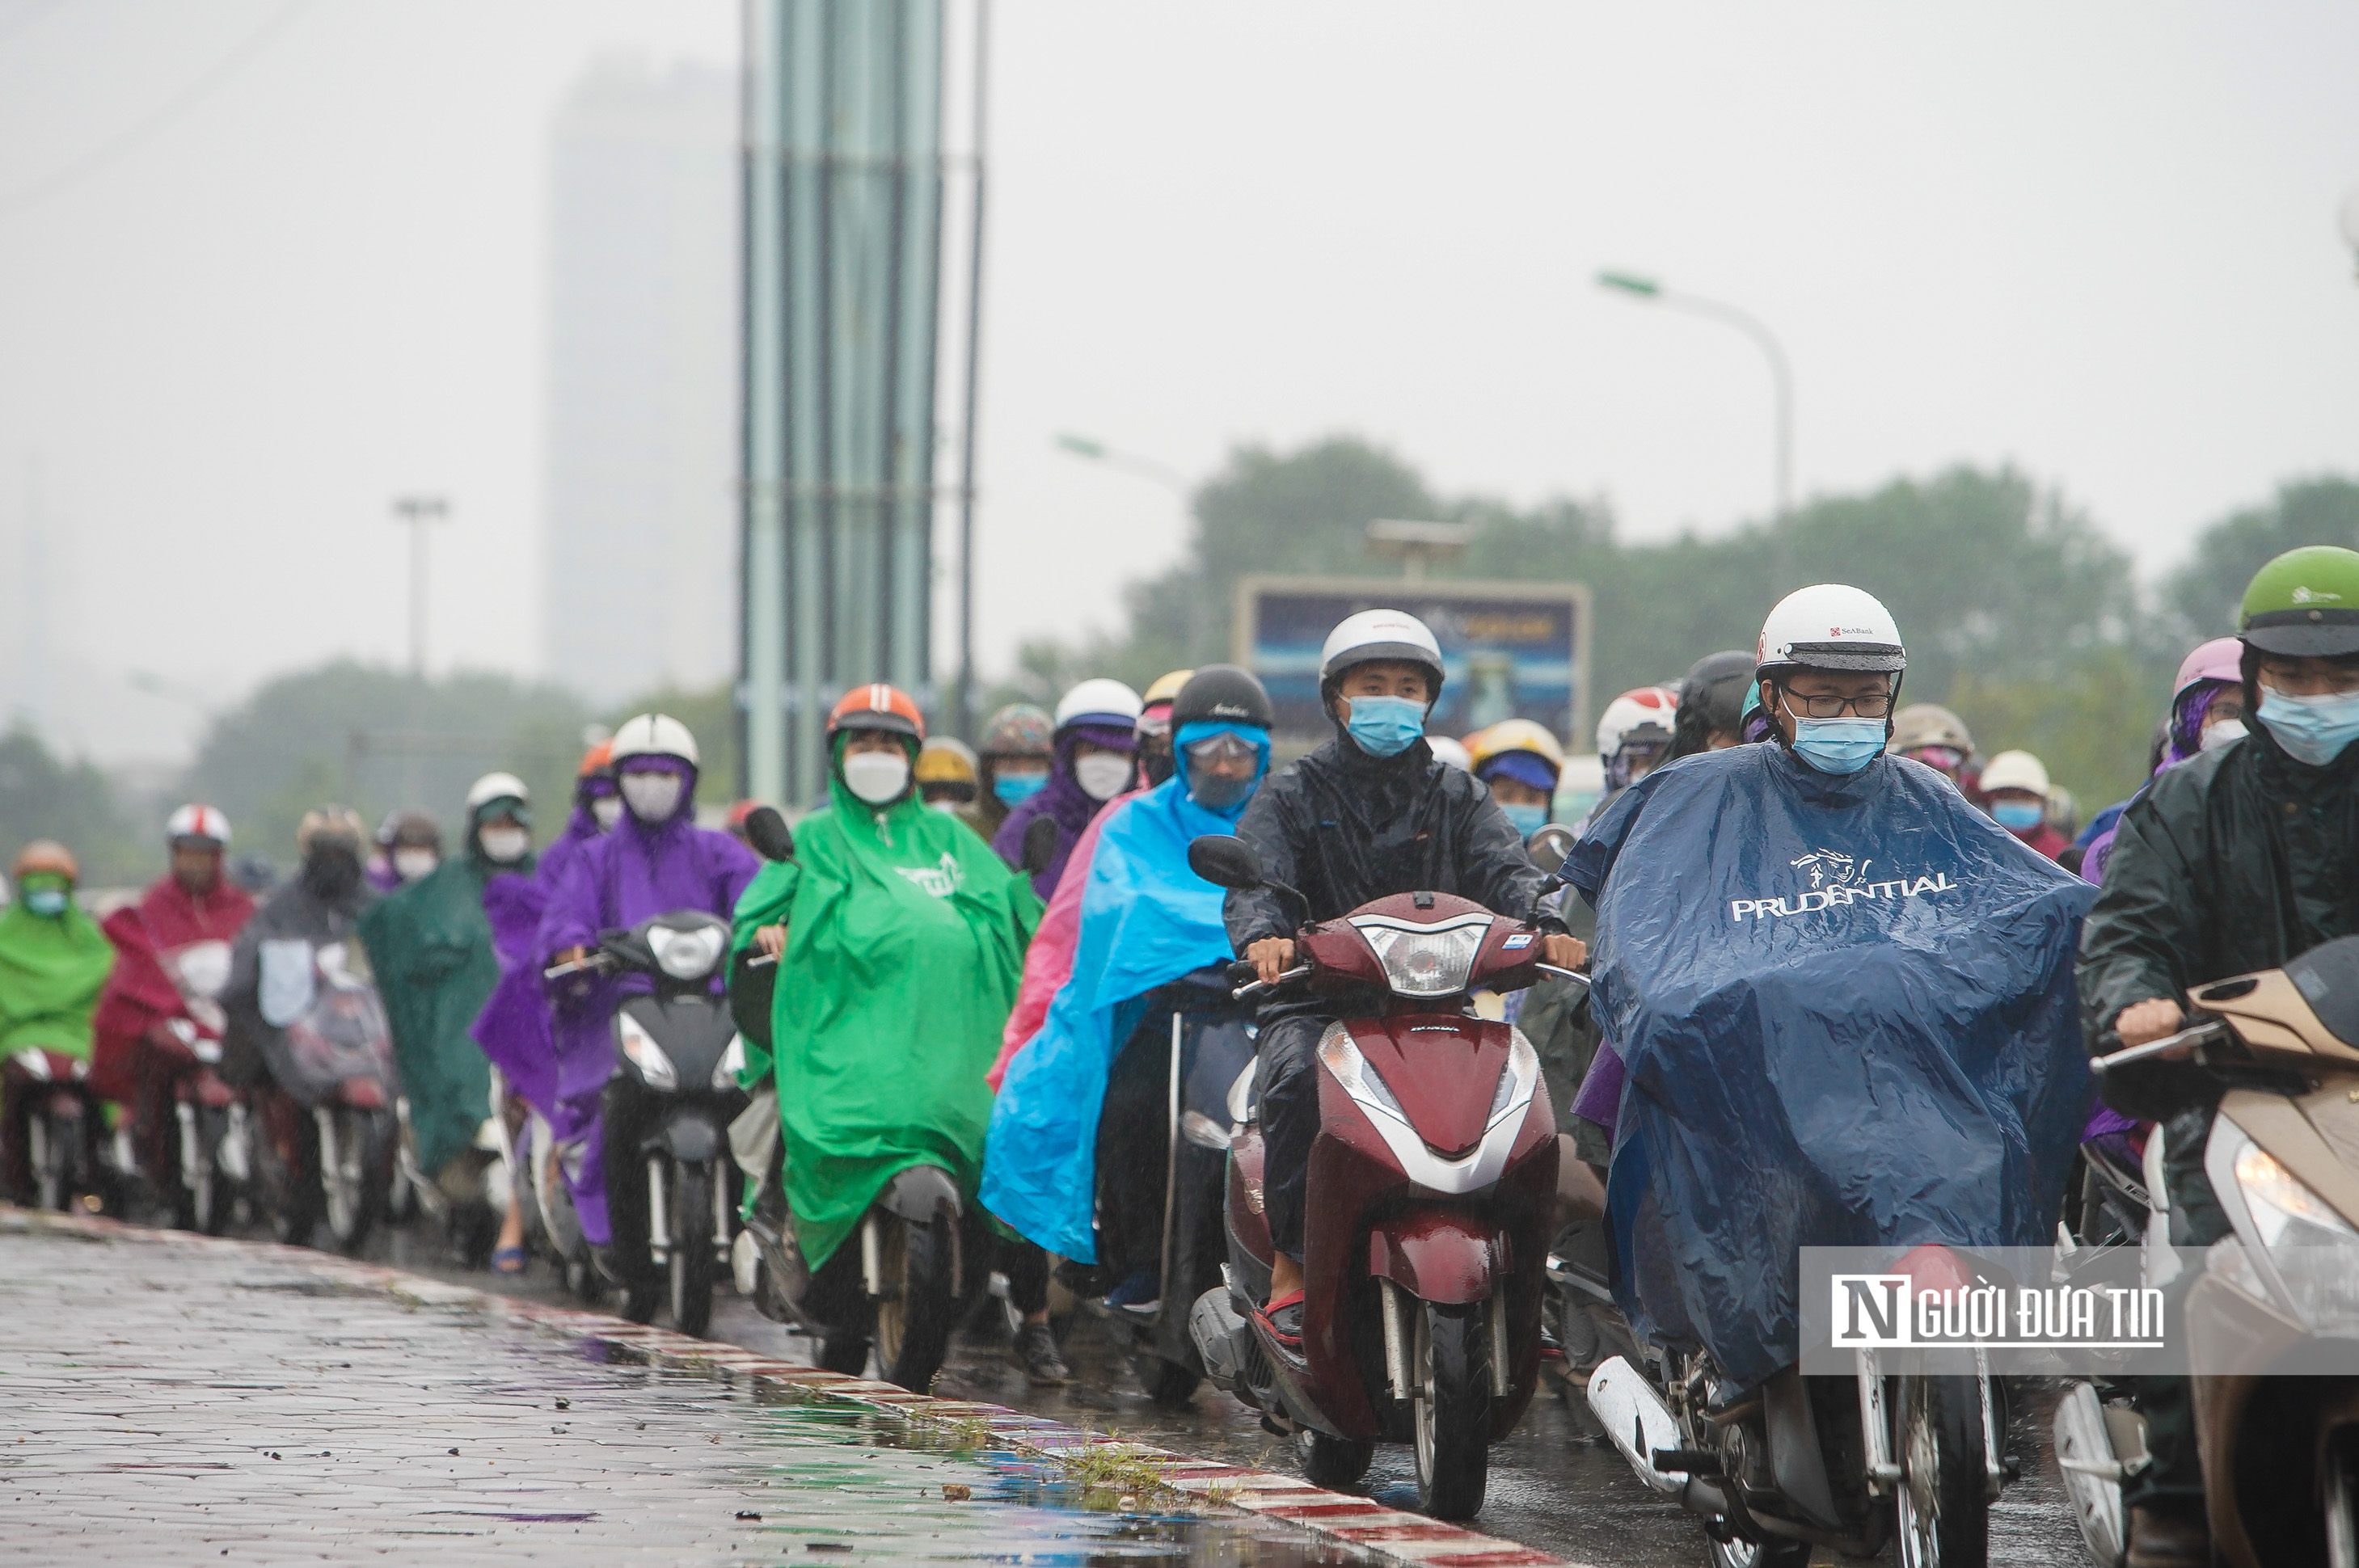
top-left (1367, 1208), bottom-right (1503, 1304)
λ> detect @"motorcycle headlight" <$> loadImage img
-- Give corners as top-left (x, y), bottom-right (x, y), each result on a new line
top-left (714, 1034), bottom-right (747, 1091)
top-left (2223, 1136), bottom-right (2359, 1332)
top-left (653, 925), bottom-right (727, 981)
top-left (1349, 914), bottom-right (1492, 998)
top-left (617, 1012), bottom-right (677, 1090)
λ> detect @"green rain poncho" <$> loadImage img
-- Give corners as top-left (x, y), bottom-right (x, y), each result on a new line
top-left (357, 820), bottom-right (529, 1178)
top-left (732, 746), bottom-right (1039, 1271)
top-left (0, 893), bottom-right (115, 1060)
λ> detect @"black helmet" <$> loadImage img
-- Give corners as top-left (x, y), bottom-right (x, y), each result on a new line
top-left (1171, 664), bottom-right (1274, 731)
top-left (1671, 649), bottom-right (1755, 760)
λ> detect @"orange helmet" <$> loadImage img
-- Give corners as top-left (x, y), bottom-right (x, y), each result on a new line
top-left (828, 684), bottom-right (925, 741)
top-left (577, 740), bottom-right (614, 778)
top-left (14, 841), bottom-right (79, 883)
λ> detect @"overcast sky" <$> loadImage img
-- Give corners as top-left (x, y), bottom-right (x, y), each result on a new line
top-left (2, 1), bottom-right (2355, 763)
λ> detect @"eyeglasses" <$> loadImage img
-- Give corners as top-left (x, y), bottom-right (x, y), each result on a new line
top-left (1780, 692), bottom-right (1894, 719)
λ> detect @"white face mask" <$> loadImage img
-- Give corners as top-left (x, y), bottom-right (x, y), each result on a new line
top-left (1074, 753), bottom-right (1133, 803)
top-left (927, 798), bottom-right (964, 815)
top-left (478, 825), bottom-right (530, 864)
top-left (621, 771), bottom-right (685, 824)
top-left (2200, 717), bottom-right (2248, 753)
top-left (591, 796), bottom-right (622, 831)
top-left (842, 750), bottom-right (911, 806)
top-left (392, 847), bottom-right (438, 882)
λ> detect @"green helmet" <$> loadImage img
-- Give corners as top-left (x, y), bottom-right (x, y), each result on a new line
top-left (2240, 546), bottom-right (2359, 657)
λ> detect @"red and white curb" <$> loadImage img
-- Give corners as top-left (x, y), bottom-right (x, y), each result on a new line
top-left (7, 1206), bottom-right (1585, 1566)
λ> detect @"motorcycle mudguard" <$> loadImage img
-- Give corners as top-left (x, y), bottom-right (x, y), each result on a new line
top-left (1367, 1208), bottom-right (1500, 1305)
top-left (661, 1113), bottom-right (720, 1164)
top-left (879, 1162), bottom-right (960, 1223)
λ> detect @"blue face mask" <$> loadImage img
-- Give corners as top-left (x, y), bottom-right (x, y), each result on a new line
top-left (1992, 799), bottom-right (2045, 832)
top-left (1344, 694), bottom-right (1425, 759)
top-left (1788, 716), bottom-right (1886, 776)
top-left (2258, 689), bottom-right (2359, 767)
top-left (1500, 802), bottom-right (1549, 838)
top-left (23, 887), bottom-right (68, 917)
top-left (993, 771), bottom-right (1047, 807)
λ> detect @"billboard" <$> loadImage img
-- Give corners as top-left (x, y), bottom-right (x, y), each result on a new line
top-left (1234, 575), bottom-right (1591, 749)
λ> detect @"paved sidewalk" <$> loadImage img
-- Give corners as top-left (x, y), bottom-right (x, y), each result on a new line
top-left (1, 1210), bottom-right (1580, 1566)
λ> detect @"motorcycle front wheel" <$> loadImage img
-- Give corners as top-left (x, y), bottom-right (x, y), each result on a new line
top-left (1132, 1353), bottom-right (1202, 1410)
top-left (1893, 1374), bottom-right (1988, 1568)
top-left (320, 1107), bottom-right (390, 1257)
top-left (873, 1215), bottom-right (957, 1393)
top-left (1412, 1300), bottom-right (1493, 1520)
top-left (1296, 1427), bottom-right (1374, 1490)
top-left (668, 1161), bottom-right (717, 1338)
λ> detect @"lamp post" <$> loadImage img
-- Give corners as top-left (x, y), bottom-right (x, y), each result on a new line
top-left (1597, 270), bottom-right (1795, 546)
top-left (390, 495), bottom-right (449, 676)
top-left (1053, 432), bottom-right (1195, 500)
top-left (2340, 187), bottom-right (2359, 280)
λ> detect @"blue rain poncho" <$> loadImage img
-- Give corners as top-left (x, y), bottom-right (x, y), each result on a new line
top-left (1568, 742), bottom-right (2095, 1389)
top-left (981, 723), bottom-right (1267, 1261)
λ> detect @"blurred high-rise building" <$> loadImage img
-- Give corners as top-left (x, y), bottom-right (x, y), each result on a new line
top-left (542, 57), bottom-right (736, 702)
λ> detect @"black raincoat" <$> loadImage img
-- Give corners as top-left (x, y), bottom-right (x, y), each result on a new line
top-left (1223, 731), bottom-right (1555, 959)
top-left (2078, 725), bottom-right (2359, 1111)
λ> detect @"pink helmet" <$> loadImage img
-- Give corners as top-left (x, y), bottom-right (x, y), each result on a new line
top-left (2174, 637), bottom-right (2243, 701)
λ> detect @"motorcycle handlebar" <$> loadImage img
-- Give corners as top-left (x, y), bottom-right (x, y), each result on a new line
top-left (2089, 1019), bottom-right (2229, 1073)
top-left (542, 951), bottom-right (618, 982)
top-left (1231, 963), bottom-right (1314, 1001)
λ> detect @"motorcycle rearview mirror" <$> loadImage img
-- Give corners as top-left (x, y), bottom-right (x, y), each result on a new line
top-left (1525, 823), bottom-right (1578, 879)
top-left (1019, 815), bottom-right (1061, 877)
top-left (1187, 834), bottom-right (1264, 891)
top-left (743, 806), bottom-right (795, 863)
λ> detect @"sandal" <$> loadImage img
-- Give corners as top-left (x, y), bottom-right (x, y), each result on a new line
top-left (1255, 1288), bottom-right (1306, 1352)
top-left (492, 1245), bottom-right (527, 1276)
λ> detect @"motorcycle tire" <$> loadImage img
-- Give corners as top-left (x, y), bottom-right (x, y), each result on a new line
top-left (668, 1162), bottom-right (717, 1338)
top-left (1893, 1374), bottom-right (1989, 1568)
top-left (1412, 1300), bottom-right (1493, 1520)
top-left (322, 1108), bottom-right (389, 1258)
top-left (563, 1248), bottom-right (605, 1306)
top-left (621, 1278), bottom-right (662, 1325)
top-left (180, 1109), bottom-right (234, 1237)
top-left (875, 1216), bottom-right (957, 1393)
top-left (29, 1113), bottom-right (65, 1212)
top-left (2326, 1426), bottom-right (2359, 1568)
top-left (1133, 1354), bottom-right (1202, 1410)
top-left (1296, 1428), bottom-right (1374, 1490)
top-left (263, 1111), bottom-right (320, 1248)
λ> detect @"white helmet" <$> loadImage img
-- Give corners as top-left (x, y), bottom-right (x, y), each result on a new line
top-left (165, 803), bottom-right (232, 847)
top-left (610, 713), bottom-right (700, 769)
top-left (1756, 584), bottom-right (1907, 676)
top-left (1319, 608), bottom-right (1445, 696)
top-left (1595, 686), bottom-right (1679, 757)
top-left (464, 772), bottom-right (530, 811)
top-left (1053, 678), bottom-right (1143, 731)
top-left (1427, 736), bottom-right (1473, 771)
top-left (1978, 749), bottom-right (2050, 796)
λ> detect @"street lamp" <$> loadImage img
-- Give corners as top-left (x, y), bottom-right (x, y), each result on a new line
top-left (390, 495), bottom-right (449, 676)
top-left (2340, 186), bottom-right (2359, 280)
top-left (1597, 270), bottom-right (1795, 527)
top-left (1053, 432), bottom-right (1194, 500)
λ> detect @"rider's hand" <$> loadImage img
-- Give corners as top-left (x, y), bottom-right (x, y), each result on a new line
top-left (1247, 937), bottom-right (1296, 986)
top-left (1541, 934), bottom-right (1587, 971)
top-left (755, 924), bottom-right (787, 959)
top-left (2116, 997), bottom-right (2188, 1054)
top-left (557, 946), bottom-right (589, 968)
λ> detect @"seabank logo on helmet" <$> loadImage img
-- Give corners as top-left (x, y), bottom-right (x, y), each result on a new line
top-left (1728, 847), bottom-right (1960, 922)
top-left (2291, 584), bottom-right (2345, 605)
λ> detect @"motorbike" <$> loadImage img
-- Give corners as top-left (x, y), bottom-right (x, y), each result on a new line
top-left (393, 1094), bottom-right (509, 1267)
top-left (152, 937), bottom-right (247, 1235)
top-left (550, 908), bottom-right (746, 1336)
top-left (1182, 832), bottom-right (1566, 1520)
top-left (4, 1047), bottom-right (109, 1213)
top-left (249, 938), bottom-right (398, 1256)
top-left (2058, 932), bottom-right (2359, 1568)
top-left (1071, 978), bottom-right (1257, 1408)
top-left (728, 805), bottom-right (1007, 1391)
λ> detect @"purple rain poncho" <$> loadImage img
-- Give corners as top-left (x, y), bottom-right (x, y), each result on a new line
top-left (468, 797), bottom-right (612, 1127)
top-left (992, 722), bottom-right (1136, 899)
top-left (2082, 679), bottom-right (2242, 887)
top-left (530, 761), bottom-right (761, 1244)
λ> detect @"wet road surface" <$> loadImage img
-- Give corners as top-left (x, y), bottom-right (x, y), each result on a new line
top-left (375, 1224), bottom-right (2095, 1566)
top-left (1, 1220), bottom-right (1368, 1565)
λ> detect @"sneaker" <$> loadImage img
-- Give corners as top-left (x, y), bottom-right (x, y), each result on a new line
top-left (1104, 1267), bottom-right (1160, 1309)
top-left (1013, 1321), bottom-right (1071, 1386)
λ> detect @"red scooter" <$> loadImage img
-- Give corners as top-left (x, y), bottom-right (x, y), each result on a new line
top-left (1184, 834), bottom-right (1566, 1520)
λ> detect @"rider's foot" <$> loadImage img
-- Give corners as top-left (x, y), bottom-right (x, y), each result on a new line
top-left (1104, 1267), bottom-right (1159, 1309)
top-left (1012, 1321), bottom-right (1070, 1386)
top-left (2125, 1501), bottom-right (2209, 1568)
top-left (1256, 1289), bottom-right (1306, 1353)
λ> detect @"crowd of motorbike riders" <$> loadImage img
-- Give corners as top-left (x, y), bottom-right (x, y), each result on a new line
top-left (8, 545), bottom-right (2359, 1562)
